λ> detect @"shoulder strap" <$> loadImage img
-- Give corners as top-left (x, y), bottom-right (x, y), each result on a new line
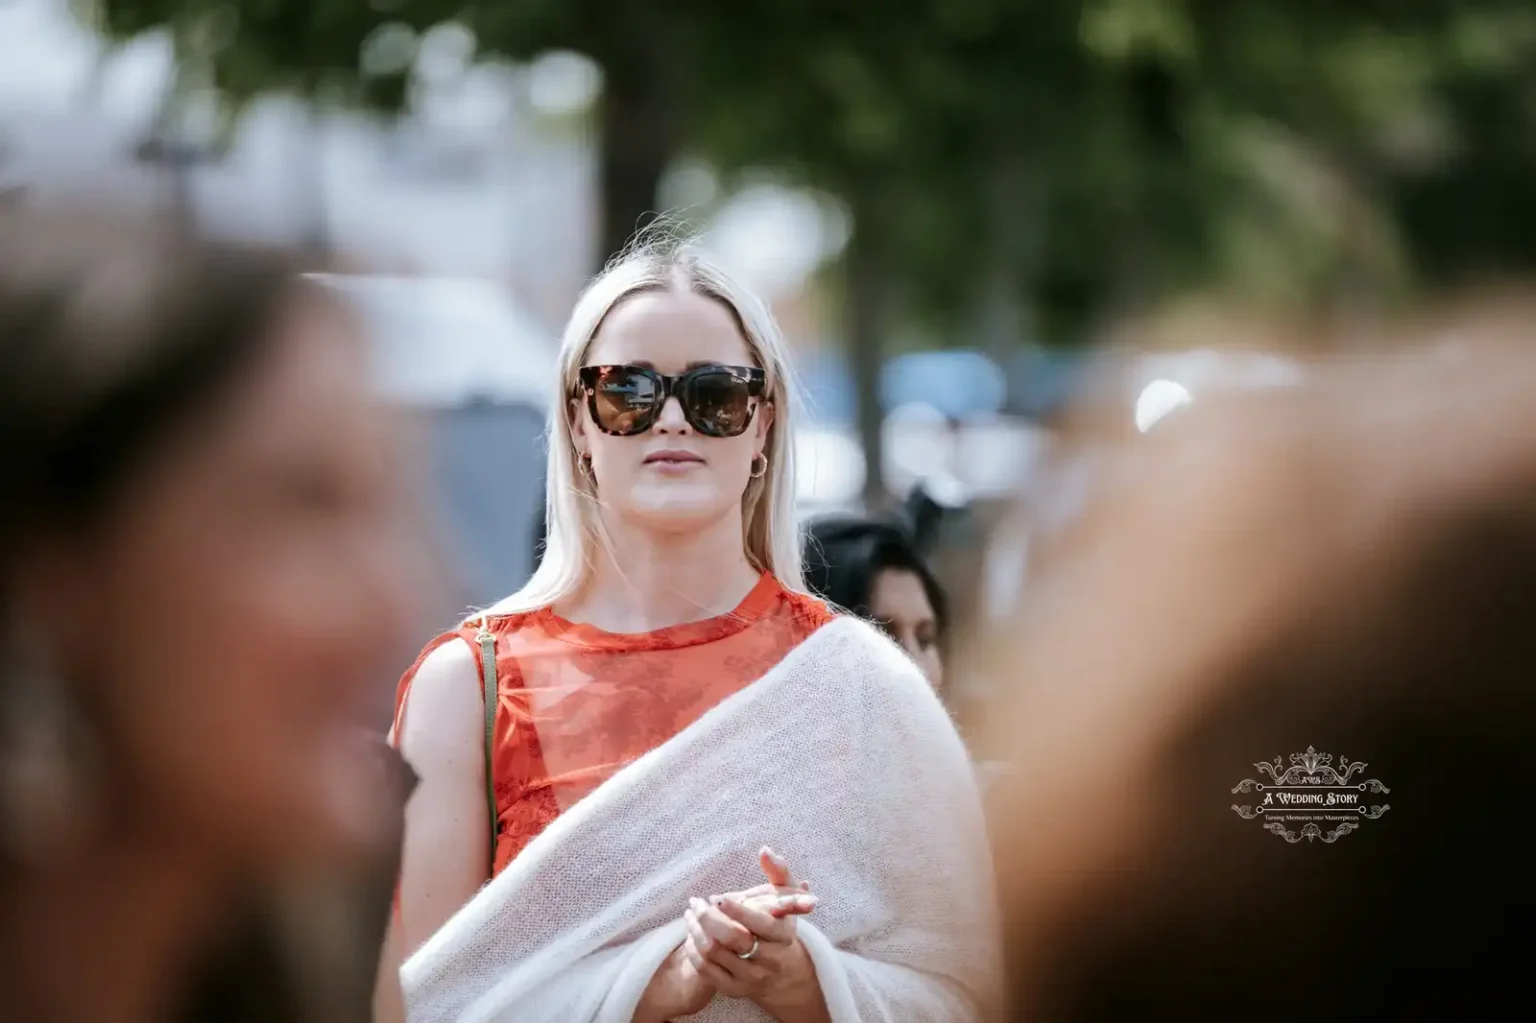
top-left (473, 617), bottom-right (498, 870)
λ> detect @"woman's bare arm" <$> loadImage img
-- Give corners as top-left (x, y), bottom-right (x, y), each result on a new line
top-left (393, 641), bottom-right (491, 955)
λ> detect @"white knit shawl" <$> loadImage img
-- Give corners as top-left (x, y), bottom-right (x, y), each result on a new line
top-left (401, 616), bottom-right (1000, 1022)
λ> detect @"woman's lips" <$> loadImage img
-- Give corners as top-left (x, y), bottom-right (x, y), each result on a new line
top-left (643, 449), bottom-right (705, 467)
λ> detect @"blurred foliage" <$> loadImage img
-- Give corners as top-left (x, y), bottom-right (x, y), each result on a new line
top-left (90, 0), bottom-right (1536, 347)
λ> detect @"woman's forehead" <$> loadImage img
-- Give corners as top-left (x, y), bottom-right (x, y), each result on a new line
top-left (586, 290), bottom-right (755, 369)
top-left (872, 568), bottom-right (934, 610)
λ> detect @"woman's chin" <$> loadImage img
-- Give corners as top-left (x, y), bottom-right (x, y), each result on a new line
top-left (619, 486), bottom-right (736, 530)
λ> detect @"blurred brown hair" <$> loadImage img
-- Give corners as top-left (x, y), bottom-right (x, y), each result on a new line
top-left (0, 208), bottom-right (314, 575)
top-left (978, 329), bottom-right (1536, 1021)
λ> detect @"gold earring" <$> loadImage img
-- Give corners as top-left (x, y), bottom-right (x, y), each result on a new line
top-left (750, 453), bottom-right (768, 479)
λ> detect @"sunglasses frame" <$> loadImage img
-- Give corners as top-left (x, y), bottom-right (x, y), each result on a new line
top-left (577, 363), bottom-right (768, 437)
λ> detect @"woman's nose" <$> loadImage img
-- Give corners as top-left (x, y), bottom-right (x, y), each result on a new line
top-left (654, 393), bottom-right (691, 432)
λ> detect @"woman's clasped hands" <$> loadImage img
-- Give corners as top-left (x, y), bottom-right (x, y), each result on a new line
top-left (636, 847), bottom-right (830, 1023)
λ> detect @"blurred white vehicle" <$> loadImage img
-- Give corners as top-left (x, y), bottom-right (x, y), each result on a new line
top-left (311, 274), bottom-right (555, 410)
top-left (312, 274), bottom-right (556, 617)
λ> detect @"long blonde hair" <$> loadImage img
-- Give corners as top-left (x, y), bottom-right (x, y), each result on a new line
top-left (481, 237), bottom-right (806, 617)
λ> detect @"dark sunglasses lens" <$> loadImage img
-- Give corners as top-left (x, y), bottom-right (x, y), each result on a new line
top-left (590, 367), bottom-right (659, 435)
top-left (682, 371), bottom-right (755, 437)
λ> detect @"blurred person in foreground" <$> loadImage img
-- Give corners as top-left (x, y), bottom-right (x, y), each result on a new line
top-left (802, 510), bottom-right (948, 694)
top-left (977, 328), bottom-right (1536, 1021)
top-left (0, 208), bottom-right (423, 1022)
top-left (391, 236), bottom-right (997, 1022)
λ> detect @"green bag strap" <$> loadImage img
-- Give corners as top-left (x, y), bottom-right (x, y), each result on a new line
top-left (473, 617), bottom-right (498, 870)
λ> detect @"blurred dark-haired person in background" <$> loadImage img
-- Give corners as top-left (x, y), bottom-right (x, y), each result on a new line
top-left (803, 514), bottom-right (948, 693)
top-left (0, 208), bottom-right (425, 1022)
top-left (978, 332), bottom-right (1536, 1022)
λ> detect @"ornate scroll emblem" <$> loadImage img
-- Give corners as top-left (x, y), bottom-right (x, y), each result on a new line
top-left (1231, 747), bottom-right (1390, 842)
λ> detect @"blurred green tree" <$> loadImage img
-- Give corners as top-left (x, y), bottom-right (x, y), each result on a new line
top-left (678, 0), bottom-right (1222, 498)
top-left (89, 0), bottom-right (1536, 319)
top-left (90, 0), bottom-right (1536, 502)
top-left (681, 0), bottom-right (1536, 493)
top-left (92, 0), bottom-right (687, 264)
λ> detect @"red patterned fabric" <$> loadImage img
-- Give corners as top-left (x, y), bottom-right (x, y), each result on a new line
top-left (393, 574), bottom-right (832, 876)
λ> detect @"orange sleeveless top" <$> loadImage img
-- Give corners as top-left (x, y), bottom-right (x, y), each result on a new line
top-left (393, 573), bottom-right (832, 876)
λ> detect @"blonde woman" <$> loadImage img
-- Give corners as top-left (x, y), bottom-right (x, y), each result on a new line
top-left (389, 239), bottom-right (997, 1022)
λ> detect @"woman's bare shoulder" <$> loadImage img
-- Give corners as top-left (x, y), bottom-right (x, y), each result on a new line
top-left (396, 640), bottom-right (483, 763)
top-left (412, 637), bottom-right (480, 685)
